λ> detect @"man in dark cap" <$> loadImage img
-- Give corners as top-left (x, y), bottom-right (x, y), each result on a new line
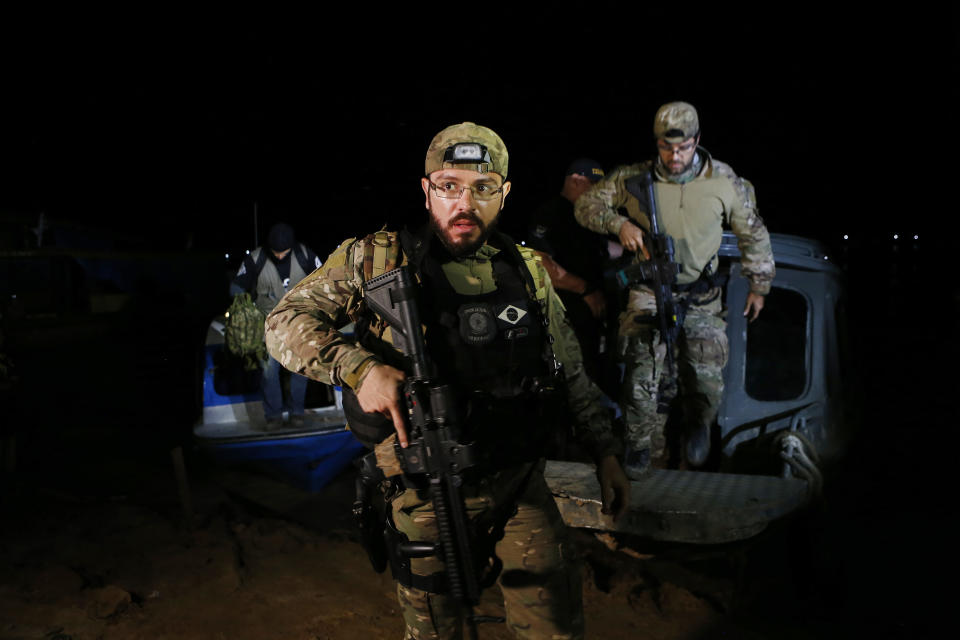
top-left (230, 222), bottom-right (322, 429)
top-left (528, 158), bottom-right (614, 389)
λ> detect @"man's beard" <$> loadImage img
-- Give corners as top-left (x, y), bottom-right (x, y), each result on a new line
top-left (667, 155), bottom-right (695, 175)
top-left (657, 149), bottom-right (702, 184)
top-left (428, 207), bottom-right (499, 258)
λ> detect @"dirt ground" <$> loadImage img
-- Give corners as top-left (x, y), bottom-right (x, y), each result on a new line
top-left (1, 437), bottom-right (735, 640)
top-left (0, 421), bottom-right (883, 640)
top-left (0, 342), bottom-right (947, 640)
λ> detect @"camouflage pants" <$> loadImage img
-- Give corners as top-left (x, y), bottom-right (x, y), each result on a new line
top-left (617, 286), bottom-right (728, 458)
top-left (391, 461), bottom-right (584, 639)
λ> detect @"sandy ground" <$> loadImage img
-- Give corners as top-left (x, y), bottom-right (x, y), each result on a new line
top-left (1, 439), bottom-right (737, 640)
top-left (0, 423), bottom-right (890, 640)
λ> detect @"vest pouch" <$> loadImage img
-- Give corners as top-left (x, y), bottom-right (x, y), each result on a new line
top-left (342, 385), bottom-right (394, 449)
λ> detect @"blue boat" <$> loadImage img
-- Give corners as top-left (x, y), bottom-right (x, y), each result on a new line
top-left (194, 316), bottom-right (366, 492)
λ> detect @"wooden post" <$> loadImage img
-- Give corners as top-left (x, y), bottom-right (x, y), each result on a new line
top-left (170, 446), bottom-right (194, 528)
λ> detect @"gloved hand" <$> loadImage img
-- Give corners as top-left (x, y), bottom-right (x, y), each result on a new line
top-left (597, 454), bottom-right (631, 522)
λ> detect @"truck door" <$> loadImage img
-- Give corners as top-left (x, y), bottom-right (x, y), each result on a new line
top-left (719, 262), bottom-right (832, 471)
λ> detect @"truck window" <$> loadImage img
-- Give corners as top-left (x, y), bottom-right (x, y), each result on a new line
top-left (745, 287), bottom-right (808, 401)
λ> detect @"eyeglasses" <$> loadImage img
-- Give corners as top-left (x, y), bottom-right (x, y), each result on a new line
top-left (657, 141), bottom-right (697, 155)
top-left (428, 179), bottom-right (504, 202)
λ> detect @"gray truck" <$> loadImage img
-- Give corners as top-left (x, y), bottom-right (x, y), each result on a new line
top-left (547, 232), bottom-right (855, 544)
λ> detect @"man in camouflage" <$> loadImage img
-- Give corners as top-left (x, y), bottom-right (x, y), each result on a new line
top-left (265, 122), bottom-right (630, 639)
top-left (575, 102), bottom-right (775, 477)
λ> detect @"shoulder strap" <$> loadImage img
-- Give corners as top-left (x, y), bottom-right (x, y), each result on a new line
top-left (623, 172), bottom-right (655, 220)
top-left (352, 230), bottom-right (408, 367)
top-left (399, 225), bottom-right (433, 273)
top-left (360, 229), bottom-right (403, 281)
top-left (293, 243), bottom-right (312, 274)
top-left (253, 248), bottom-right (268, 276)
top-left (490, 231), bottom-right (540, 302)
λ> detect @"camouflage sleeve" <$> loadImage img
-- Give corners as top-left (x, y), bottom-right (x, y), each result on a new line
top-left (727, 177), bottom-right (775, 295)
top-left (574, 166), bottom-right (633, 236)
top-left (264, 237), bottom-right (379, 390)
top-left (538, 259), bottom-right (622, 462)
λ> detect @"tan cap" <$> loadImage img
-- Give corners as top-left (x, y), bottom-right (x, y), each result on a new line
top-left (424, 122), bottom-right (509, 178)
top-left (653, 102), bottom-right (700, 142)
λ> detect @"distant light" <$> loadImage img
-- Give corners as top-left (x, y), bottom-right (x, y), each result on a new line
top-left (246, 249), bottom-right (250, 254)
top-left (913, 235), bottom-right (919, 240)
top-left (824, 256), bottom-right (829, 260)
top-left (893, 234), bottom-right (899, 240)
top-left (10, 294), bottom-right (15, 299)
top-left (520, 241), bottom-right (526, 246)
top-left (225, 311), bottom-right (230, 318)
top-left (843, 234), bottom-right (849, 240)
top-left (225, 253), bottom-right (230, 259)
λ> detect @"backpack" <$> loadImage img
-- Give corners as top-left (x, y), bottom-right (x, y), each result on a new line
top-left (224, 292), bottom-right (267, 370)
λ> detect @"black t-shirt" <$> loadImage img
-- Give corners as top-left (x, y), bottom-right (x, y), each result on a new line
top-left (527, 194), bottom-right (608, 287)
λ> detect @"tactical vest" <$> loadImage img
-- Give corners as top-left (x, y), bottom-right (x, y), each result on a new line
top-left (343, 227), bottom-right (563, 469)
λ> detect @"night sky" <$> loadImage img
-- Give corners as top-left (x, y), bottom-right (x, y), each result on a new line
top-left (2, 12), bottom-right (951, 260)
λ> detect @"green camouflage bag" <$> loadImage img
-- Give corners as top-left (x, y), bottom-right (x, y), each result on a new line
top-left (224, 293), bottom-right (267, 370)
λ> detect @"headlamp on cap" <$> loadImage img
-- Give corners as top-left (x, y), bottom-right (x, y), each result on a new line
top-left (443, 143), bottom-right (493, 173)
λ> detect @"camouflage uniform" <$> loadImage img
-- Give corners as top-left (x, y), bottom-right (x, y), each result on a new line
top-left (394, 461), bottom-right (582, 639)
top-left (575, 147), bottom-right (774, 461)
top-left (265, 228), bottom-right (619, 639)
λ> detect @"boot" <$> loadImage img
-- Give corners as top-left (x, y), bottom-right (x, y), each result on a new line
top-left (623, 446), bottom-right (651, 481)
top-left (684, 422), bottom-right (711, 468)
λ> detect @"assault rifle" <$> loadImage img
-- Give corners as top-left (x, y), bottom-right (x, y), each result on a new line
top-left (363, 265), bottom-right (491, 636)
top-left (612, 169), bottom-right (684, 413)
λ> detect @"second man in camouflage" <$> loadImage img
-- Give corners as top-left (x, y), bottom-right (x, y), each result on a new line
top-left (574, 101), bottom-right (775, 477)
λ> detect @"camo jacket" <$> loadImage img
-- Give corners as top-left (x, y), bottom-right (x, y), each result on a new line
top-left (574, 148), bottom-right (775, 295)
top-left (264, 229), bottom-right (621, 462)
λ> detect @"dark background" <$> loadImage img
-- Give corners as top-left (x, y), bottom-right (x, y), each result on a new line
top-left (1, 10), bottom-right (957, 637)
top-left (1, 11), bottom-right (952, 254)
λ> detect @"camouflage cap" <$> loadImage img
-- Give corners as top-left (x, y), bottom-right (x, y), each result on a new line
top-left (653, 102), bottom-right (700, 142)
top-left (425, 122), bottom-right (509, 178)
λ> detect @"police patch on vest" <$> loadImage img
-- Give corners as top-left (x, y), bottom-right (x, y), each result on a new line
top-left (458, 303), bottom-right (497, 345)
